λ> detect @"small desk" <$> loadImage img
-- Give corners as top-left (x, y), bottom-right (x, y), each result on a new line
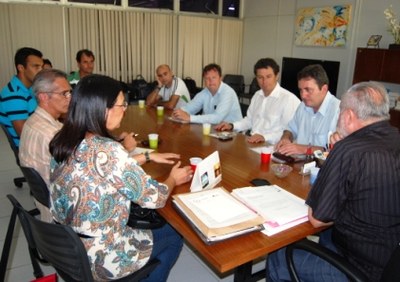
top-left (116, 106), bottom-right (324, 281)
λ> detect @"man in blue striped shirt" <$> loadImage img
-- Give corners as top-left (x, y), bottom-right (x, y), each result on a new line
top-left (0, 47), bottom-right (43, 147)
top-left (267, 81), bottom-right (400, 282)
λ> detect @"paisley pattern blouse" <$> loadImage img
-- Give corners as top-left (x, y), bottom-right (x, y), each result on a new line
top-left (49, 136), bottom-right (169, 281)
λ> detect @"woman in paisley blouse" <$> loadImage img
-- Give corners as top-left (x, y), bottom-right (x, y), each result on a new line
top-left (49, 74), bottom-right (192, 281)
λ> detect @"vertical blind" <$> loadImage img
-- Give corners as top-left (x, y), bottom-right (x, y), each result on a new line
top-left (0, 3), bottom-right (243, 87)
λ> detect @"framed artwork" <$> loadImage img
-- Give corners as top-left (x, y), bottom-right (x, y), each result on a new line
top-left (367, 35), bottom-right (382, 48)
top-left (295, 5), bottom-right (352, 47)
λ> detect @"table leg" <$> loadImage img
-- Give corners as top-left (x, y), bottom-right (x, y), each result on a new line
top-left (233, 261), bottom-right (266, 282)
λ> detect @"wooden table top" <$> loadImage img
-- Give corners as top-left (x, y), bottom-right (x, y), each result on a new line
top-left (115, 105), bottom-right (324, 273)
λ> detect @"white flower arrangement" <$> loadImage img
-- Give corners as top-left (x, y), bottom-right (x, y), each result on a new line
top-left (384, 5), bottom-right (400, 44)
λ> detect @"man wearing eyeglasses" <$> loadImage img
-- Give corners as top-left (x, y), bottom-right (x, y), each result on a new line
top-left (19, 69), bottom-right (71, 222)
top-left (0, 47), bottom-right (43, 147)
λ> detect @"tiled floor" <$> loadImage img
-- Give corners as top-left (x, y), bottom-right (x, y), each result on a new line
top-left (0, 128), bottom-right (266, 281)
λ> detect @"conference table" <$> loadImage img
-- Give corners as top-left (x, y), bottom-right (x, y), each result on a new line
top-left (115, 105), bottom-right (325, 282)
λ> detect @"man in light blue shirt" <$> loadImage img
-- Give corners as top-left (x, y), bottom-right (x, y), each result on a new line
top-left (172, 63), bottom-right (242, 124)
top-left (275, 64), bottom-right (340, 155)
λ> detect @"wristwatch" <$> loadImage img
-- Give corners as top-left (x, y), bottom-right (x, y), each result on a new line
top-left (144, 151), bottom-right (151, 162)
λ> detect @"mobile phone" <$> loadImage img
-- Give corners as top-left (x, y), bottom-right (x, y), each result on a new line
top-left (272, 152), bottom-right (295, 163)
top-left (250, 178), bottom-right (271, 186)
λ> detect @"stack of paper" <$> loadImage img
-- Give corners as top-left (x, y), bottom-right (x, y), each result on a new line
top-left (173, 187), bottom-right (265, 244)
top-left (232, 185), bottom-right (309, 236)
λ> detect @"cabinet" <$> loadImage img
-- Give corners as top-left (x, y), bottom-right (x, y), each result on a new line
top-left (353, 48), bottom-right (400, 84)
top-left (353, 48), bottom-right (400, 129)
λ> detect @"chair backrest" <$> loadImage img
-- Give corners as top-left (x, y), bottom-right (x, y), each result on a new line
top-left (223, 74), bottom-right (245, 96)
top-left (9, 194), bottom-right (160, 282)
top-left (1, 124), bottom-right (20, 165)
top-left (20, 166), bottom-right (49, 208)
top-left (248, 77), bottom-right (260, 97)
top-left (17, 196), bottom-right (95, 282)
top-left (285, 238), bottom-right (369, 282)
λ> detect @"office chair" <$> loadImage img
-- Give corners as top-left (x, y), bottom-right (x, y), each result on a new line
top-left (20, 166), bottom-right (50, 208)
top-left (0, 124), bottom-right (26, 188)
top-left (15, 194), bottom-right (160, 282)
top-left (285, 238), bottom-right (400, 282)
top-left (223, 74), bottom-right (245, 100)
top-left (248, 77), bottom-right (260, 97)
top-left (0, 195), bottom-right (43, 281)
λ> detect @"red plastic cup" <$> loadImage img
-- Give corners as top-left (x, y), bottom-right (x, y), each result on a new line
top-left (261, 149), bottom-right (271, 164)
top-left (190, 157), bottom-right (202, 172)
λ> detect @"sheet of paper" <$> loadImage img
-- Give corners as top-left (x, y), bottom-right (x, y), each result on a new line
top-left (262, 216), bottom-right (309, 236)
top-left (232, 185), bottom-right (308, 226)
top-left (250, 145), bottom-right (274, 155)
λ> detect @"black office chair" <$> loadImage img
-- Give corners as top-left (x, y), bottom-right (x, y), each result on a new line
top-left (223, 74), bottom-right (245, 100)
top-left (0, 195), bottom-right (43, 281)
top-left (285, 238), bottom-right (400, 282)
top-left (16, 195), bottom-right (160, 282)
top-left (1, 124), bottom-right (26, 187)
top-left (20, 166), bottom-right (50, 208)
top-left (248, 77), bottom-right (260, 97)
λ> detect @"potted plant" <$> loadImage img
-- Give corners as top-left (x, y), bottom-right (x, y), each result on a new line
top-left (384, 5), bottom-right (400, 49)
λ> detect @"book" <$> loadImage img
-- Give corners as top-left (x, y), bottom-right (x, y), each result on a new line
top-left (231, 185), bottom-right (309, 236)
top-left (172, 187), bottom-right (265, 244)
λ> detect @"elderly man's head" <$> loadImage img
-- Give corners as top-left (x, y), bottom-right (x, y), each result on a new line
top-left (337, 81), bottom-right (390, 138)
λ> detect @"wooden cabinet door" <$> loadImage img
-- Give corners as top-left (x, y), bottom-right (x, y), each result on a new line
top-left (353, 48), bottom-right (386, 84)
top-left (381, 50), bottom-right (400, 84)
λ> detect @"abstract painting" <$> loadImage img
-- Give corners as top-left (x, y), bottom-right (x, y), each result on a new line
top-left (295, 5), bottom-right (352, 47)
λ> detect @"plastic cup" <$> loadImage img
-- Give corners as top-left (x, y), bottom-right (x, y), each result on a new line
top-left (148, 133), bottom-right (159, 149)
top-left (190, 157), bottom-right (202, 172)
top-left (157, 106), bottom-right (164, 117)
top-left (138, 100), bottom-right (145, 108)
top-left (309, 167), bottom-right (320, 185)
top-left (260, 148), bottom-right (272, 164)
top-left (202, 123), bottom-right (211, 135)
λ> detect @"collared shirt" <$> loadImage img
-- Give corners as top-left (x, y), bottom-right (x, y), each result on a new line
top-left (19, 106), bottom-right (63, 222)
top-left (159, 76), bottom-right (191, 109)
top-left (286, 92), bottom-right (340, 147)
top-left (0, 75), bottom-right (37, 147)
top-left (19, 106), bottom-right (63, 186)
top-left (307, 121), bottom-right (400, 281)
top-left (181, 82), bottom-right (242, 124)
top-left (233, 83), bottom-right (300, 144)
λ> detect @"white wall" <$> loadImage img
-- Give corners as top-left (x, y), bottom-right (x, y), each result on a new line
top-left (242, 0), bottom-right (400, 97)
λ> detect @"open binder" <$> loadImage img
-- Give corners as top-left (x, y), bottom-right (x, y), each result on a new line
top-left (172, 187), bottom-right (265, 244)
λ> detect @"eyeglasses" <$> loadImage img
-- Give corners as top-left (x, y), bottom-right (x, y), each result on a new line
top-left (46, 90), bottom-right (72, 98)
top-left (113, 101), bottom-right (128, 109)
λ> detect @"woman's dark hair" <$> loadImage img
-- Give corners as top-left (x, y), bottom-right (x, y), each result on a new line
top-left (50, 74), bottom-right (123, 163)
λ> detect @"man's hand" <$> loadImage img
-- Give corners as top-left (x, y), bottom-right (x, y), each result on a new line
top-left (329, 131), bottom-right (343, 148)
top-left (276, 143), bottom-right (307, 155)
top-left (214, 122), bottom-right (232, 131)
top-left (246, 133), bottom-right (265, 143)
top-left (172, 109), bottom-right (190, 122)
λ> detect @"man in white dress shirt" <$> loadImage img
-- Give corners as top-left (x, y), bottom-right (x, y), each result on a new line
top-left (215, 58), bottom-right (300, 144)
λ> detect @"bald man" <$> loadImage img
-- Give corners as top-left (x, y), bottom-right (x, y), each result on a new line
top-left (146, 64), bottom-right (191, 110)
